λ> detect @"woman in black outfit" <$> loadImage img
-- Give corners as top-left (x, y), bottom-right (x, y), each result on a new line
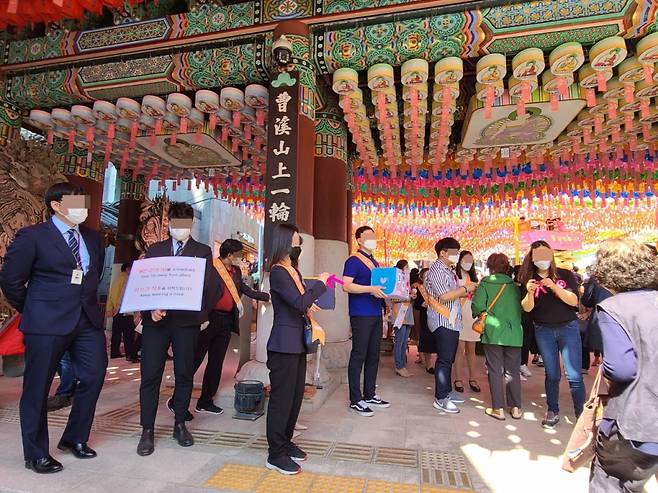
top-left (414, 268), bottom-right (436, 373)
top-left (265, 223), bottom-right (329, 475)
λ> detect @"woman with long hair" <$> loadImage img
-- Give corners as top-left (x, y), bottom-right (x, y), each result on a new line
top-left (453, 251), bottom-right (481, 393)
top-left (391, 259), bottom-right (415, 377)
top-left (265, 223), bottom-right (329, 475)
top-left (473, 253), bottom-right (523, 421)
top-left (415, 268), bottom-right (437, 373)
top-left (588, 239), bottom-right (658, 492)
top-left (520, 240), bottom-right (584, 429)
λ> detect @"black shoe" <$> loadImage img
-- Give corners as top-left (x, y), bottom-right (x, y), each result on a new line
top-left (25, 456), bottom-right (63, 474)
top-left (166, 398), bottom-right (193, 422)
top-left (46, 394), bottom-right (71, 412)
top-left (287, 442), bottom-right (308, 462)
top-left (137, 428), bottom-right (154, 456)
top-left (426, 367), bottom-right (435, 375)
top-left (266, 455), bottom-right (301, 475)
top-left (173, 423), bottom-right (194, 447)
top-left (110, 353), bottom-right (123, 359)
top-left (127, 356), bottom-right (140, 363)
top-left (195, 403), bottom-right (224, 415)
top-left (57, 440), bottom-right (97, 459)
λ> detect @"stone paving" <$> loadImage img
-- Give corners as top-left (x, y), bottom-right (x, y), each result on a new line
top-left (0, 339), bottom-right (656, 493)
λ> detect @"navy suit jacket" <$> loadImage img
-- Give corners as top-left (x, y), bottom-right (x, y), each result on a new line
top-left (267, 265), bottom-right (327, 354)
top-left (0, 218), bottom-right (105, 335)
top-left (140, 237), bottom-right (219, 329)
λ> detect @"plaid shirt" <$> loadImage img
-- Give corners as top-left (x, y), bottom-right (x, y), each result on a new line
top-left (425, 259), bottom-right (462, 333)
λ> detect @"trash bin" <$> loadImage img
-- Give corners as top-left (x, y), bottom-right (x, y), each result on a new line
top-left (233, 380), bottom-right (265, 420)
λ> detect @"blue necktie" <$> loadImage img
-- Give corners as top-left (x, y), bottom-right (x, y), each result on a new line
top-left (67, 229), bottom-right (82, 269)
top-left (175, 241), bottom-right (184, 256)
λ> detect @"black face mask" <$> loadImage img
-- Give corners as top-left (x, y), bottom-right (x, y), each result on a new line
top-left (289, 246), bottom-right (302, 261)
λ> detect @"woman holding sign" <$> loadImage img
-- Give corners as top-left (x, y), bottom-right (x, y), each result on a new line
top-left (265, 223), bottom-right (329, 475)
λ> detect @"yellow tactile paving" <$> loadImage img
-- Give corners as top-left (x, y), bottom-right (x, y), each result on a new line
top-left (254, 471), bottom-right (315, 493)
top-left (205, 464), bottom-right (266, 492)
top-left (365, 479), bottom-right (419, 493)
top-left (309, 474), bottom-right (366, 493)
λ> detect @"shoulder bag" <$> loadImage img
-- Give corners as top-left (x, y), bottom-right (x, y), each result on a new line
top-left (472, 284), bottom-right (506, 335)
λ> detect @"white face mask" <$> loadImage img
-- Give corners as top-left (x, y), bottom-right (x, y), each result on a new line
top-left (447, 254), bottom-right (460, 265)
top-left (64, 208), bottom-right (88, 225)
top-left (534, 260), bottom-right (552, 271)
top-left (169, 227), bottom-right (191, 242)
top-left (363, 239), bottom-right (377, 251)
top-left (461, 262), bottom-right (473, 271)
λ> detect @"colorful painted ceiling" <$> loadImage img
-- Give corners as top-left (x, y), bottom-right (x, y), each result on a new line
top-left (2, 0), bottom-right (658, 258)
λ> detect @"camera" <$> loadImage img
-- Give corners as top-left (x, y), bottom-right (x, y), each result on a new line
top-left (272, 35), bottom-right (293, 70)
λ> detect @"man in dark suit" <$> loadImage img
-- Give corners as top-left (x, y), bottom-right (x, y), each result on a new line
top-left (137, 202), bottom-right (219, 456)
top-left (0, 182), bottom-right (107, 474)
top-left (170, 238), bottom-right (269, 418)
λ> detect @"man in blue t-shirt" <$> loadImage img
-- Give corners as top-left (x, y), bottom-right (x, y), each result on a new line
top-left (342, 226), bottom-right (390, 417)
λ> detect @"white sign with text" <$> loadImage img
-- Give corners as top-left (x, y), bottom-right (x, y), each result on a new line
top-left (120, 256), bottom-right (206, 313)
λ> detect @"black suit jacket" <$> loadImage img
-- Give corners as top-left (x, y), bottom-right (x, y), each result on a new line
top-left (140, 237), bottom-right (219, 328)
top-left (208, 261), bottom-right (270, 333)
top-left (0, 218), bottom-right (105, 335)
top-left (267, 265), bottom-right (326, 354)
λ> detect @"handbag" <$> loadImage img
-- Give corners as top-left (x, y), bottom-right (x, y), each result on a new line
top-left (472, 284), bottom-right (506, 335)
top-left (561, 367), bottom-right (608, 472)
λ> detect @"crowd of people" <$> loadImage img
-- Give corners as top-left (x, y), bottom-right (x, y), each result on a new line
top-left (0, 183), bottom-right (656, 491)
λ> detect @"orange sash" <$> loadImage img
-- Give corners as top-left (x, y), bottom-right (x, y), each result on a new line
top-left (213, 259), bottom-right (241, 305)
top-left (274, 264), bottom-right (326, 345)
top-left (417, 284), bottom-right (452, 320)
top-left (352, 252), bottom-right (376, 271)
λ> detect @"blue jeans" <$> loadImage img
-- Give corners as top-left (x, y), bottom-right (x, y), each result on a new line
top-left (534, 320), bottom-right (585, 417)
top-left (393, 324), bottom-right (411, 370)
top-left (55, 351), bottom-right (77, 397)
top-left (432, 326), bottom-right (460, 400)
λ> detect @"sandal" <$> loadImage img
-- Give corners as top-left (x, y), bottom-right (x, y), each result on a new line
top-left (469, 380), bottom-right (481, 393)
top-left (485, 408), bottom-right (506, 421)
top-left (453, 380), bottom-right (464, 393)
top-left (509, 407), bottom-right (523, 420)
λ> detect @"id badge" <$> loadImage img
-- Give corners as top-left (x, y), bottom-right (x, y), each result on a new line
top-left (71, 269), bottom-right (84, 285)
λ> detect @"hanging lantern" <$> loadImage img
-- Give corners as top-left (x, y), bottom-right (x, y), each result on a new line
top-left (332, 68), bottom-right (359, 95)
top-left (167, 93), bottom-right (193, 134)
top-left (636, 32), bottom-right (658, 83)
top-left (401, 59), bottom-right (429, 86)
top-left (542, 71), bottom-right (573, 111)
top-left (367, 63), bottom-right (395, 91)
top-left (195, 90), bottom-right (220, 114)
top-left (477, 54), bottom-right (506, 119)
top-left (512, 48), bottom-right (545, 80)
top-left (508, 77), bottom-right (537, 116)
top-left (589, 36), bottom-right (627, 90)
top-left (579, 64), bottom-right (611, 107)
top-left (548, 42), bottom-right (582, 99)
top-left (434, 57), bottom-right (464, 85)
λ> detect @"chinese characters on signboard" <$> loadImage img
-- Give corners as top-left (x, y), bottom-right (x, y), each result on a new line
top-left (264, 71), bottom-right (300, 262)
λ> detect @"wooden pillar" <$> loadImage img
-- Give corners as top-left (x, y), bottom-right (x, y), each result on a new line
top-left (115, 170), bottom-right (146, 264)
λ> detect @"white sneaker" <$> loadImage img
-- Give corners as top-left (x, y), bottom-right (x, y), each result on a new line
top-left (433, 398), bottom-right (460, 414)
top-left (448, 391), bottom-right (465, 404)
top-left (294, 423), bottom-right (308, 431)
top-left (520, 365), bottom-right (533, 378)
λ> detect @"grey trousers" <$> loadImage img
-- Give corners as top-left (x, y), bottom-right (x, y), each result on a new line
top-left (589, 430), bottom-right (658, 493)
top-left (483, 344), bottom-right (522, 409)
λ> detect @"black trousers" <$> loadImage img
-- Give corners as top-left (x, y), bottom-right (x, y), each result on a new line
top-left (266, 351), bottom-right (306, 460)
top-left (348, 316), bottom-right (382, 405)
top-left (521, 316), bottom-right (536, 366)
top-left (21, 314), bottom-right (107, 460)
top-left (590, 430), bottom-right (658, 492)
top-left (110, 314), bottom-right (137, 358)
top-left (172, 310), bottom-right (233, 408)
top-left (432, 325), bottom-right (460, 400)
top-left (139, 324), bottom-right (198, 428)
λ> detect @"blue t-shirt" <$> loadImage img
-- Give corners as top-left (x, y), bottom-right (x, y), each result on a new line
top-left (343, 251), bottom-right (383, 317)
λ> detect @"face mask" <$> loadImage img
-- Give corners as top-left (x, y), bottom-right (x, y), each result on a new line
top-left (447, 254), bottom-right (460, 264)
top-left (169, 227), bottom-right (191, 242)
top-left (64, 208), bottom-right (88, 225)
top-left (363, 239), bottom-right (377, 251)
top-left (289, 246), bottom-right (302, 261)
top-left (461, 262), bottom-right (473, 271)
top-left (534, 260), bottom-right (552, 270)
